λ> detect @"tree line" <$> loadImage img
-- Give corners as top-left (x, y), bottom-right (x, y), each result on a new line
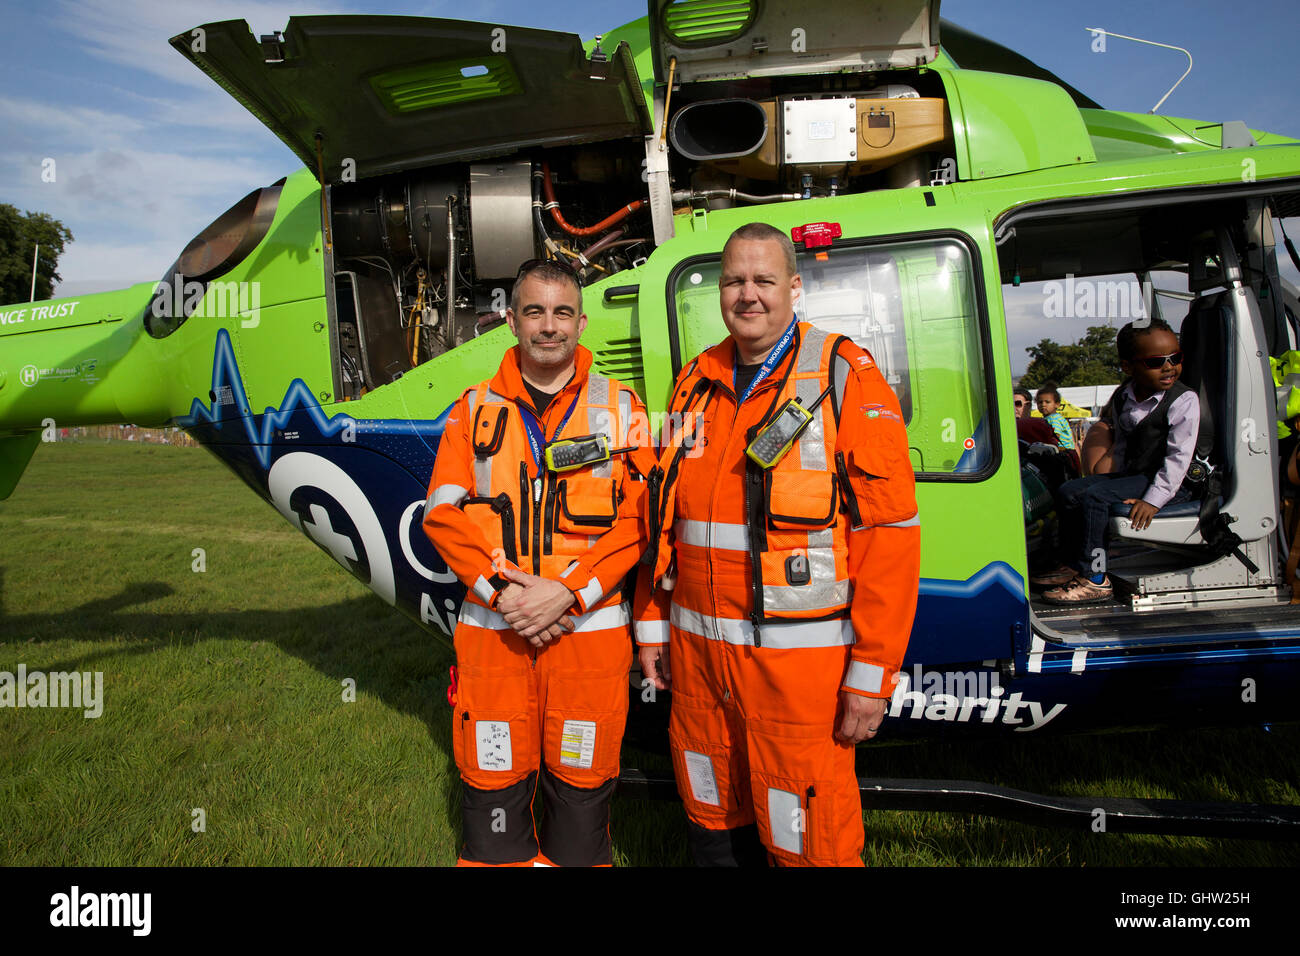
top-left (1020, 325), bottom-right (1122, 388)
top-left (0, 204), bottom-right (73, 304)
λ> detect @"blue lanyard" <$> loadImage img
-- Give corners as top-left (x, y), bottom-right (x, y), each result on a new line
top-left (519, 390), bottom-right (581, 476)
top-left (736, 317), bottom-right (798, 403)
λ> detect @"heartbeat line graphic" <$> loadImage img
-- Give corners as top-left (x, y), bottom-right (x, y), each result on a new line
top-left (919, 562), bottom-right (1026, 600)
top-left (175, 328), bottom-right (447, 470)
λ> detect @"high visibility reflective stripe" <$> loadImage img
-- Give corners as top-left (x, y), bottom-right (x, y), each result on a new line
top-left (795, 325), bottom-right (831, 471)
top-left (474, 458), bottom-right (492, 496)
top-left (576, 576), bottom-right (604, 611)
top-left (880, 514), bottom-right (920, 528)
top-left (635, 619), bottom-right (670, 645)
top-left (843, 660), bottom-right (885, 694)
top-left (586, 373), bottom-right (609, 407)
top-left (763, 532), bottom-right (847, 613)
top-left (798, 325), bottom-right (830, 375)
top-left (763, 577), bottom-right (850, 612)
top-left (674, 519), bottom-right (750, 551)
top-left (586, 375), bottom-right (613, 479)
top-left (670, 603), bottom-right (853, 648)
top-left (766, 787), bottom-right (803, 855)
top-left (617, 388), bottom-right (633, 446)
top-left (473, 574), bottom-right (497, 605)
top-left (832, 352), bottom-right (850, 413)
top-left (795, 378), bottom-right (828, 471)
top-left (460, 601), bottom-right (631, 633)
top-left (472, 387), bottom-right (508, 496)
top-left (427, 483), bottom-right (468, 510)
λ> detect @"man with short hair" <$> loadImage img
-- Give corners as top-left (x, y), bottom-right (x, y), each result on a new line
top-left (423, 258), bottom-right (655, 866)
top-left (639, 222), bottom-right (921, 866)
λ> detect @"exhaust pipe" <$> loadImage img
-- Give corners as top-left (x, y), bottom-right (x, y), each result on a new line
top-left (669, 98), bottom-right (770, 162)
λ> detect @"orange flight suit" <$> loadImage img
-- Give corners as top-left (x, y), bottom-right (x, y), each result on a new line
top-left (638, 322), bottom-right (920, 866)
top-left (423, 344), bottom-right (655, 866)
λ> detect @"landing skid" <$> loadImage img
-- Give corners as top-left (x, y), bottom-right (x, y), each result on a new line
top-left (617, 769), bottom-right (1300, 840)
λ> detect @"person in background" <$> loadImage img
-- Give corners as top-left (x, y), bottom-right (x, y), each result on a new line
top-left (1034, 382), bottom-right (1076, 450)
top-left (1015, 386), bottom-right (1059, 448)
top-left (1032, 319), bottom-right (1200, 604)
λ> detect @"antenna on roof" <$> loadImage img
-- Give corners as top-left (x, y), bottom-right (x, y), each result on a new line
top-left (1085, 28), bottom-right (1193, 114)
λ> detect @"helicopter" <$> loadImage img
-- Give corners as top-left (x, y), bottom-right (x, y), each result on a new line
top-left (3, 0), bottom-right (1300, 833)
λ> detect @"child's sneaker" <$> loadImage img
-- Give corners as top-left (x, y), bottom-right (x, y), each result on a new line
top-left (1030, 565), bottom-right (1077, 588)
top-left (1042, 574), bottom-right (1114, 605)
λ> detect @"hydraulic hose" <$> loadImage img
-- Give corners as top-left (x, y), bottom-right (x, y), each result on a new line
top-left (581, 226), bottom-right (628, 259)
top-left (541, 160), bottom-right (644, 236)
top-left (531, 165), bottom-right (565, 261)
top-left (672, 188), bottom-right (802, 205)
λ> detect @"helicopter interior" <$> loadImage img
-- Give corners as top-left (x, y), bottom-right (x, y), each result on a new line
top-left (997, 187), bottom-right (1300, 640)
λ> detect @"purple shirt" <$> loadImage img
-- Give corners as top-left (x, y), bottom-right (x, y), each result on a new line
top-left (1109, 382), bottom-right (1200, 509)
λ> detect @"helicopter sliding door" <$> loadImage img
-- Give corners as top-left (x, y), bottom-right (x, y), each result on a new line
top-left (996, 180), bottom-right (1300, 629)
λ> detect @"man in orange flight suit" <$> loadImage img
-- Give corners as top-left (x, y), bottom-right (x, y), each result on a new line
top-left (423, 259), bottom-right (655, 866)
top-left (639, 223), bottom-right (920, 866)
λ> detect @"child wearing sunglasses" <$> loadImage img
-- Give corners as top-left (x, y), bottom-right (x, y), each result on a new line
top-left (1032, 319), bottom-right (1201, 604)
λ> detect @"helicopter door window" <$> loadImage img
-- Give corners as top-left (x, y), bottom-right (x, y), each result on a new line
top-left (670, 236), bottom-right (992, 477)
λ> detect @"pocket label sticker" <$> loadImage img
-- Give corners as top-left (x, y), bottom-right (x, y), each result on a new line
top-left (559, 719), bottom-right (596, 769)
top-left (683, 750), bottom-right (720, 806)
top-left (476, 720), bottom-right (513, 771)
top-left (767, 787), bottom-right (804, 855)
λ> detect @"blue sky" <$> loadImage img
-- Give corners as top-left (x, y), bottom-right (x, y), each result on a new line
top-left (1, 0), bottom-right (1297, 370)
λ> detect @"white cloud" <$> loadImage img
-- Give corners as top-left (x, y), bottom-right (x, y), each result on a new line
top-left (54, 239), bottom-right (182, 293)
top-left (0, 96), bottom-right (148, 141)
top-left (55, 0), bottom-right (357, 91)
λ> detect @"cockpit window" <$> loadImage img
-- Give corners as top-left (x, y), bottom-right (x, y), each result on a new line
top-left (671, 235), bottom-right (993, 476)
top-left (144, 179), bottom-right (284, 338)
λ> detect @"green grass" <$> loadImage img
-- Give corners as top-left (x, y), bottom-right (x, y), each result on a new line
top-left (1, 441), bottom-right (1297, 865)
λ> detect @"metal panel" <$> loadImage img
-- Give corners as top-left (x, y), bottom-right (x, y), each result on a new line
top-left (784, 98), bottom-right (858, 165)
top-left (469, 160), bottom-right (535, 279)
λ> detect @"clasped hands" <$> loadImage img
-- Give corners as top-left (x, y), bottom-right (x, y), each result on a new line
top-left (496, 566), bottom-right (578, 647)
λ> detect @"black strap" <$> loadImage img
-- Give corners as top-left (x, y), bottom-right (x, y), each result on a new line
top-left (1194, 472), bottom-right (1258, 574)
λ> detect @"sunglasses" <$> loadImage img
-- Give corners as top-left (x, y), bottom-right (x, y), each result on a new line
top-left (1013, 400), bottom-right (1026, 407)
top-left (1137, 351), bottom-right (1183, 370)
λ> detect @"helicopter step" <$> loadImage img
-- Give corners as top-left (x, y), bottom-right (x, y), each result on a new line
top-left (617, 769), bottom-right (1300, 840)
top-left (1031, 594), bottom-right (1300, 646)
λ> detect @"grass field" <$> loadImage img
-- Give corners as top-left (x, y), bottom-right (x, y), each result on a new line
top-left (1, 441), bottom-right (1298, 866)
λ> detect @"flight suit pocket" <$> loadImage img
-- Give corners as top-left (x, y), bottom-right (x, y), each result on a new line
top-left (452, 672), bottom-right (535, 789)
top-left (764, 469), bottom-right (838, 529)
top-left (751, 770), bottom-right (838, 866)
top-left (542, 672), bottom-right (628, 787)
top-left (746, 720), bottom-right (842, 866)
top-left (846, 442), bottom-right (916, 528)
top-left (554, 476), bottom-right (619, 534)
top-left (667, 690), bottom-right (745, 826)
